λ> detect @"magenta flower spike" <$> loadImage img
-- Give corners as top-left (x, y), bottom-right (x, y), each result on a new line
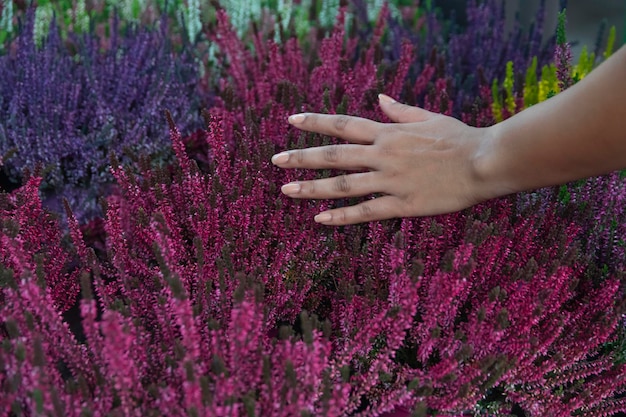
top-left (1, 2), bottom-right (625, 416)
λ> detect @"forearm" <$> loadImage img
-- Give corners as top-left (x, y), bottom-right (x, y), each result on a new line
top-left (479, 45), bottom-right (626, 197)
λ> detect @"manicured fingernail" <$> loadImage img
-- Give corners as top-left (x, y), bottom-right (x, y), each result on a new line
top-left (378, 94), bottom-right (396, 104)
top-left (288, 113), bottom-right (306, 124)
top-left (272, 152), bottom-right (289, 164)
top-left (314, 212), bottom-right (332, 223)
top-left (281, 182), bottom-right (301, 194)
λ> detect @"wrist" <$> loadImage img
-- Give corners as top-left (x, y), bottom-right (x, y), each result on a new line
top-left (471, 123), bottom-right (519, 201)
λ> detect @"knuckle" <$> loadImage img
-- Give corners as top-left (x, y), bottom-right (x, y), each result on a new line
top-left (306, 114), bottom-right (318, 128)
top-left (324, 145), bottom-right (342, 163)
top-left (379, 144), bottom-right (396, 158)
top-left (337, 209), bottom-right (347, 223)
top-left (359, 202), bottom-right (374, 219)
top-left (333, 175), bottom-right (350, 193)
top-left (333, 115), bottom-right (350, 132)
top-left (373, 126), bottom-right (400, 147)
top-left (306, 180), bottom-right (316, 196)
top-left (398, 103), bottom-right (412, 114)
top-left (295, 148), bottom-right (305, 164)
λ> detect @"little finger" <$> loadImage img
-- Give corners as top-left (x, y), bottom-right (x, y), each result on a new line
top-left (313, 195), bottom-right (404, 226)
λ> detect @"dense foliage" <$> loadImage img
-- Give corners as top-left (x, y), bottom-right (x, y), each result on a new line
top-left (0, 9), bottom-right (199, 221)
top-left (0, 1), bottom-right (625, 416)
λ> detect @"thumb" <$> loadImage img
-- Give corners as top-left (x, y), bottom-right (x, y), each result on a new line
top-left (378, 94), bottom-right (436, 123)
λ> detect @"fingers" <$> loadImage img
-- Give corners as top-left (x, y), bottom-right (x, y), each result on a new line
top-left (288, 113), bottom-right (382, 144)
top-left (271, 144), bottom-right (375, 170)
top-left (281, 172), bottom-right (381, 199)
top-left (313, 196), bottom-right (403, 225)
top-left (378, 94), bottom-right (436, 123)
top-left (274, 98), bottom-right (438, 226)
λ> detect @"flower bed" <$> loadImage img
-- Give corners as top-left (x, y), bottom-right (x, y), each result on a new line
top-left (0, 1), bottom-right (625, 416)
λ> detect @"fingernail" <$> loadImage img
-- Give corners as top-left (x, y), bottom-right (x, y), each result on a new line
top-left (378, 94), bottom-right (396, 104)
top-left (288, 114), bottom-right (306, 124)
top-left (271, 152), bottom-right (289, 164)
top-left (314, 212), bottom-right (332, 223)
top-left (281, 182), bottom-right (301, 195)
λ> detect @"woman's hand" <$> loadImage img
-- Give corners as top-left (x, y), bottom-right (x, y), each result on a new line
top-left (272, 46), bottom-right (626, 226)
top-left (271, 95), bottom-right (498, 226)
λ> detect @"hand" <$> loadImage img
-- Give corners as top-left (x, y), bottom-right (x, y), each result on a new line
top-left (271, 94), bottom-right (498, 226)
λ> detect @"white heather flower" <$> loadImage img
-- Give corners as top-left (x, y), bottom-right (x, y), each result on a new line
top-left (185, 0), bottom-right (202, 42)
top-left (0, 0), bottom-right (14, 34)
top-left (33, 3), bottom-right (53, 48)
top-left (319, 0), bottom-right (339, 28)
top-left (75, 0), bottom-right (90, 33)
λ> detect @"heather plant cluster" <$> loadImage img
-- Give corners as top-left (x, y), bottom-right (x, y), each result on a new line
top-left (1, 1), bottom-right (626, 416)
top-left (0, 8), bottom-right (200, 220)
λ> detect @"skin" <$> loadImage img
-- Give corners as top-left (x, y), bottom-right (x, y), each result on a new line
top-left (271, 45), bottom-right (626, 226)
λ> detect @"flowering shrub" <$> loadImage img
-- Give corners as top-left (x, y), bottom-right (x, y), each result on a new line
top-left (0, 10), bottom-right (199, 221)
top-left (1, 107), bottom-right (625, 416)
top-left (1, 0), bottom-right (407, 48)
top-left (1, 1), bottom-right (625, 416)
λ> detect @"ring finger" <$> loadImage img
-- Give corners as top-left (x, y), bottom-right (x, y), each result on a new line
top-left (281, 172), bottom-right (383, 200)
top-left (272, 143), bottom-right (378, 171)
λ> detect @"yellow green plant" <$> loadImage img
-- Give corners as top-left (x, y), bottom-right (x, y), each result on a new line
top-left (538, 63), bottom-right (559, 102)
top-left (604, 25), bottom-right (616, 60)
top-left (572, 46), bottom-right (595, 82)
top-left (503, 60), bottom-right (516, 115)
top-left (523, 56), bottom-right (539, 107)
top-left (491, 77), bottom-right (503, 122)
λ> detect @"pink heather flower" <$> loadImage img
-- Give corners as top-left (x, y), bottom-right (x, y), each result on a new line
top-left (1, 4), bottom-right (625, 416)
top-left (555, 41), bottom-right (573, 90)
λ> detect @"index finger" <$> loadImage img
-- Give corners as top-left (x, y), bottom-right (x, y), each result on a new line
top-left (288, 113), bottom-right (382, 144)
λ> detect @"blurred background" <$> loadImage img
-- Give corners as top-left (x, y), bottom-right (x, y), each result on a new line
top-left (440, 0), bottom-right (626, 58)
top-left (511, 0), bottom-right (626, 58)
